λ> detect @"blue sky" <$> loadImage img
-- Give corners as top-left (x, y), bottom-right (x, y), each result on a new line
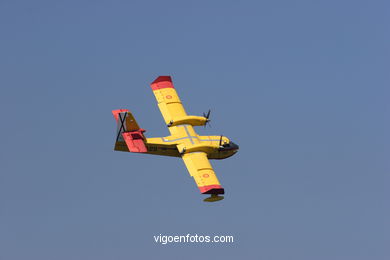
top-left (0, 0), bottom-right (389, 259)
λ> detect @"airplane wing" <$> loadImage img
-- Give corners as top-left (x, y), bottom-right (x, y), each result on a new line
top-left (150, 76), bottom-right (188, 125)
top-left (181, 152), bottom-right (224, 195)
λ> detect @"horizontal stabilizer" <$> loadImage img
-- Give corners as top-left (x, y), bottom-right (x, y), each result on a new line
top-left (122, 130), bottom-right (147, 153)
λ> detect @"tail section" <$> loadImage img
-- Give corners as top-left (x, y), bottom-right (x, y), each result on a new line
top-left (112, 109), bottom-right (148, 153)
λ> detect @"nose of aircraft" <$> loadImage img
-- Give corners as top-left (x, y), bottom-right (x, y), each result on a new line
top-left (230, 141), bottom-right (239, 150)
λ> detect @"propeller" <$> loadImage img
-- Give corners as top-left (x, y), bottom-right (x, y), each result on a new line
top-left (202, 109), bottom-right (211, 127)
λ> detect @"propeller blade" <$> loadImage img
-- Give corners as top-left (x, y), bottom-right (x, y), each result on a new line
top-left (206, 109), bottom-right (211, 119)
top-left (219, 135), bottom-right (223, 147)
top-left (203, 109), bottom-right (211, 128)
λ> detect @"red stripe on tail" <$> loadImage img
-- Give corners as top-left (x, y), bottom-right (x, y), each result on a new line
top-left (112, 109), bottom-right (129, 122)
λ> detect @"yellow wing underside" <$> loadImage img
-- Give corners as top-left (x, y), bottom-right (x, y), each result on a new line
top-left (181, 152), bottom-right (224, 194)
top-left (151, 83), bottom-right (187, 135)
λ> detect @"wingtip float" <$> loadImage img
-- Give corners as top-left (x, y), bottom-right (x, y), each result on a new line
top-left (112, 76), bottom-right (239, 202)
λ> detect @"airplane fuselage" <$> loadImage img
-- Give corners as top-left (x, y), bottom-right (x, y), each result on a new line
top-left (115, 124), bottom-right (238, 159)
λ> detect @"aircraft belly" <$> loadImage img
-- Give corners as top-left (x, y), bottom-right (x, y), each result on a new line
top-left (144, 143), bottom-right (180, 157)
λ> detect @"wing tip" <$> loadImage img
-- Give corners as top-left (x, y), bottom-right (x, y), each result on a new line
top-left (200, 185), bottom-right (225, 194)
top-left (150, 76), bottom-right (174, 90)
top-left (152, 76), bottom-right (172, 84)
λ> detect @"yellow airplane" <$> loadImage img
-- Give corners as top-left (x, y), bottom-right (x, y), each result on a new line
top-left (112, 76), bottom-right (239, 202)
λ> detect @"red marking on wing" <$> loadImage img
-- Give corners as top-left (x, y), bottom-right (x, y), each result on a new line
top-left (150, 76), bottom-right (174, 90)
top-left (199, 185), bottom-right (224, 194)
